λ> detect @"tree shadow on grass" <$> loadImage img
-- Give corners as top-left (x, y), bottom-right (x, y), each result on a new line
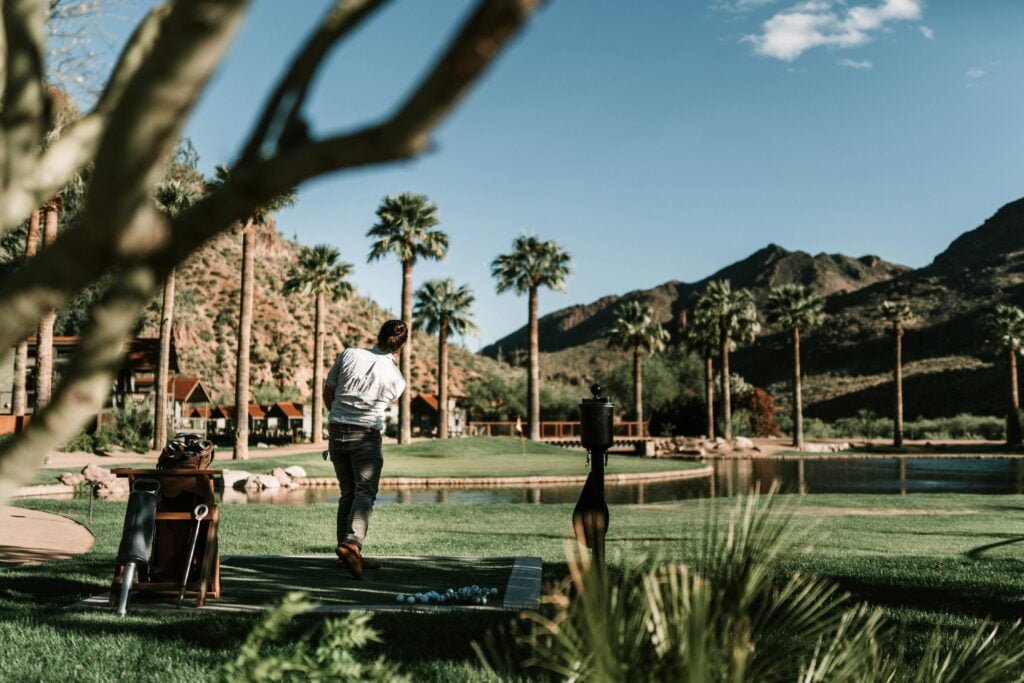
top-left (965, 535), bottom-right (1024, 559)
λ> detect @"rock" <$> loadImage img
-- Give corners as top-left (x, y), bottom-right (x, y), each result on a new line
top-left (257, 474), bottom-right (281, 490)
top-left (256, 442), bottom-right (270, 449)
top-left (81, 464), bottom-right (115, 484)
top-left (271, 467), bottom-right (291, 485)
top-left (801, 442), bottom-right (852, 454)
top-left (222, 470), bottom-right (251, 491)
top-left (60, 472), bottom-right (87, 486)
top-left (283, 466), bottom-right (307, 479)
top-left (95, 478), bottom-right (129, 500)
top-left (243, 475), bottom-right (263, 492)
top-left (714, 437), bottom-right (726, 445)
top-left (752, 446), bottom-right (763, 453)
top-left (734, 436), bottom-right (755, 449)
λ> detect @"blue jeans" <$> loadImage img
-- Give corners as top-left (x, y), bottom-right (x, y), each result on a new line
top-left (328, 423), bottom-right (383, 549)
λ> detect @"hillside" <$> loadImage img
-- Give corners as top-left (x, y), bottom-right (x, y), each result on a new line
top-left (135, 224), bottom-right (519, 403)
top-left (482, 197), bottom-right (1024, 421)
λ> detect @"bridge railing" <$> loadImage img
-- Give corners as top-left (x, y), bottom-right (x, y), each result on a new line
top-left (467, 420), bottom-right (648, 438)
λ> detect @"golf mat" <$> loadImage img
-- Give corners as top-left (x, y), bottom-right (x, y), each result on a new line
top-left (67, 555), bottom-right (542, 614)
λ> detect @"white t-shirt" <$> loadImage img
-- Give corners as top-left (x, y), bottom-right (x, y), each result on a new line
top-left (325, 347), bottom-right (406, 431)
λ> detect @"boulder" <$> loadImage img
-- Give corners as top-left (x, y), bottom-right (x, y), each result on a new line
top-left (81, 464), bottom-right (115, 484)
top-left (222, 470), bottom-right (251, 491)
top-left (283, 466), bottom-right (307, 479)
top-left (801, 442), bottom-right (851, 454)
top-left (256, 442), bottom-right (270, 449)
top-left (271, 467), bottom-right (291, 485)
top-left (95, 478), bottom-right (129, 500)
top-left (257, 474), bottom-right (281, 490)
top-left (60, 472), bottom-right (87, 487)
top-left (734, 436), bottom-right (754, 449)
top-left (243, 475), bottom-right (263, 492)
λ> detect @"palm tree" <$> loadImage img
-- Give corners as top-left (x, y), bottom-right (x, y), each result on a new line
top-left (152, 180), bottom-right (201, 450)
top-left (413, 279), bottom-right (477, 439)
top-left (211, 165), bottom-right (296, 460)
top-left (983, 304), bottom-right (1024, 446)
top-left (879, 300), bottom-right (913, 447)
top-left (606, 301), bottom-right (669, 430)
top-left (692, 280), bottom-right (759, 440)
top-left (366, 193), bottom-right (448, 444)
top-left (283, 245), bottom-right (354, 445)
top-left (766, 284), bottom-right (825, 449)
top-left (492, 234), bottom-right (572, 441)
top-left (34, 199), bottom-right (62, 409)
top-left (685, 307), bottom-right (719, 439)
top-left (12, 209), bottom-right (41, 417)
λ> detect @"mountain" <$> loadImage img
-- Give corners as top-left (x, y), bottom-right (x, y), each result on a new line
top-left (482, 197), bottom-right (1024, 420)
top-left (134, 224), bottom-right (518, 403)
top-left (482, 244), bottom-right (909, 356)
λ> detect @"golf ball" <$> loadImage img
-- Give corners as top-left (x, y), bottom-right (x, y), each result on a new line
top-left (405, 596), bottom-right (416, 604)
top-left (395, 594), bottom-right (405, 602)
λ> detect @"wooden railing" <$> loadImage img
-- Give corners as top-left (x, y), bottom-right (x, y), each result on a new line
top-left (468, 420), bottom-right (648, 438)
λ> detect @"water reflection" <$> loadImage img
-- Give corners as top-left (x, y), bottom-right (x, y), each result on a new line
top-left (208, 458), bottom-right (1024, 506)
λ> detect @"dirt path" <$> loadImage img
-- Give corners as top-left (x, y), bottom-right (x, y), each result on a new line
top-left (0, 505), bottom-right (94, 566)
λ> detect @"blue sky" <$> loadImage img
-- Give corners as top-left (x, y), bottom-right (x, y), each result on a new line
top-left (95, 1), bottom-right (1024, 347)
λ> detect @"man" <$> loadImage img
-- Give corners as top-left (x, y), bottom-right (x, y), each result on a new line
top-left (324, 319), bottom-right (408, 579)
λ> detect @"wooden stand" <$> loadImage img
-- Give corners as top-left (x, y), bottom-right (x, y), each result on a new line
top-left (109, 469), bottom-right (222, 607)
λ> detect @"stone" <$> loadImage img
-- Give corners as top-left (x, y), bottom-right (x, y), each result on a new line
top-left (95, 478), bottom-right (129, 500)
top-left (271, 467), bottom-right (291, 485)
top-left (801, 442), bottom-right (852, 454)
top-left (222, 470), bottom-right (251, 491)
top-left (257, 474), bottom-right (281, 490)
top-left (243, 475), bottom-right (263, 492)
top-left (714, 437), bottom-right (726, 445)
top-left (60, 472), bottom-right (87, 486)
top-left (81, 464), bottom-right (115, 484)
top-left (734, 436), bottom-right (755, 449)
top-left (283, 465), bottom-right (307, 479)
top-left (256, 442), bottom-right (270, 449)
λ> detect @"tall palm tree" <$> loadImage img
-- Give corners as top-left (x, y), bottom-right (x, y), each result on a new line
top-left (685, 307), bottom-right (719, 439)
top-left (413, 279), bottom-right (477, 439)
top-left (211, 165), bottom-right (297, 460)
top-left (693, 280), bottom-right (759, 440)
top-left (492, 234), bottom-right (572, 441)
top-left (879, 300), bottom-right (913, 448)
top-left (34, 199), bottom-right (62, 409)
top-left (606, 301), bottom-right (669, 430)
top-left (366, 193), bottom-right (448, 444)
top-left (12, 209), bottom-right (41, 417)
top-left (152, 180), bottom-right (201, 449)
top-left (283, 244), bottom-right (354, 445)
top-left (984, 304), bottom-right (1024, 446)
top-left (766, 284), bottom-right (825, 449)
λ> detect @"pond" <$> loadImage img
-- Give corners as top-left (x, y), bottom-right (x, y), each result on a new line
top-left (223, 458), bottom-right (1024, 506)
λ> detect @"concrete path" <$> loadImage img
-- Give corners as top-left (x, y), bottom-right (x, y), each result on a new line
top-left (0, 505), bottom-right (94, 566)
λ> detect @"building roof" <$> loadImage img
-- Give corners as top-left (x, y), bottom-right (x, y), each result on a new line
top-left (416, 393), bottom-right (440, 412)
top-left (220, 404), bottom-right (265, 419)
top-left (264, 401), bottom-right (303, 419)
top-left (27, 336), bottom-right (178, 373)
top-left (168, 377), bottom-right (210, 403)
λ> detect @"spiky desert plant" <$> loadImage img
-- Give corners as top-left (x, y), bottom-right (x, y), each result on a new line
top-left (367, 192), bottom-right (448, 444)
top-left (477, 491), bottom-right (1024, 682)
top-left (607, 301), bottom-right (669, 426)
top-left (210, 164), bottom-right (296, 460)
top-left (283, 245), bottom-right (354, 444)
top-left (492, 234), bottom-right (572, 440)
top-left (693, 281), bottom-right (760, 440)
top-left (766, 284), bottom-right (825, 449)
top-left (983, 303), bottom-right (1024, 446)
top-left (879, 300), bottom-right (914, 447)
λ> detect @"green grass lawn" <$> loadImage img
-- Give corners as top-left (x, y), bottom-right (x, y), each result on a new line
top-left (3, 493), bottom-right (1024, 681)
top-left (29, 437), bottom-right (703, 485)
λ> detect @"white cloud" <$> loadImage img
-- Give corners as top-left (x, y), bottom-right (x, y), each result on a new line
top-left (966, 67), bottom-right (986, 79)
top-left (711, 0), bottom-right (778, 14)
top-left (744, 0), bottom-right (924, 61)
top-left (838, 58), bottom-right (874, 69)
top-left (918, 25), bottom-right (935, 40)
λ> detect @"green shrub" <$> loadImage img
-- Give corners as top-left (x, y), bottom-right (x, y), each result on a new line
top-left (63, 431), bottom-right (94, 452)
top-left (93, 401), bottom-right (153, 453)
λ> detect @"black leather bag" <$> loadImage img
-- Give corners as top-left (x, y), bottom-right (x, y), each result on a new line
top-left (157, 433), bottom-right (215, 470)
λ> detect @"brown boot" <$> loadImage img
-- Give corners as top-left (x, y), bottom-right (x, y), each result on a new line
top-left (335, 543), bottom-right (363, 579)
top-left (361, 557), bottom-right (384, 570)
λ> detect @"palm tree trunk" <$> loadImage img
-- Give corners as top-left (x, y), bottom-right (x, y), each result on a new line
top-left (633, 347), bottom-right (643, 429)
top-left (528, 285), bottom-right (541, 441)
top-left (704, 353), bottom-right (715, 440)
top-left (719, 317), bottom-right (732, 440)
top-left (312, 289), bottom-right (326, 445)
top-left (233, 219), bottom-right (255, 460)
top-left (13, 209), bottom-right (41, 417)
top-left (399, 260), bottom-right (413, 444)
top-left (438, 317), bottom-right (449, 439)
top-left (894, 323), bottom-right (904, 448)
top-left (1008, 346), bottom-right (1021, 446)
top-left (154, 269), bottom-right (175, 450)
top-left (791, 326), bottom-right (803, 449)
top-left (34, 204), bottom-right (59, 410)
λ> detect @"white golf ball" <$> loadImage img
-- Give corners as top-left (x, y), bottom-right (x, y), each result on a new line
top-left (481, 597), bottom-right (488, 605)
